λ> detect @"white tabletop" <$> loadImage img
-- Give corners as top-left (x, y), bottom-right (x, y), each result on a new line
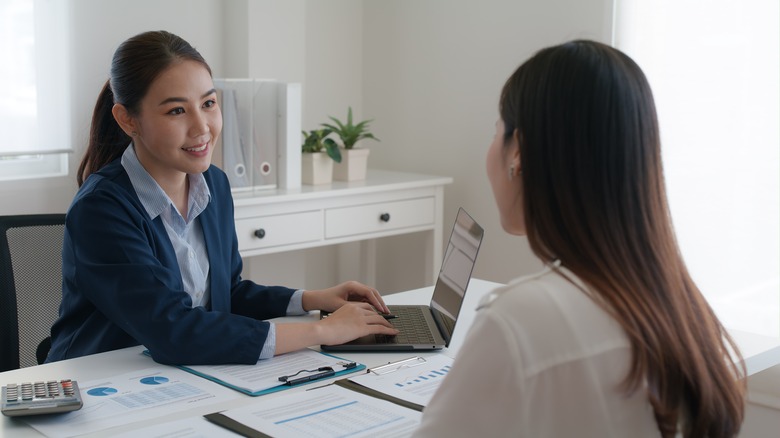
top-left (383, 279), bottom-right (780, 376)
top-left (2, 278), bottom-right (779, 437)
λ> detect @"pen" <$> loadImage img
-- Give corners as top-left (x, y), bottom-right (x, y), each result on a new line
top-left (284, 369), bottom-right (336, 386)
top-left (382, 313), bottom-right (398, 320)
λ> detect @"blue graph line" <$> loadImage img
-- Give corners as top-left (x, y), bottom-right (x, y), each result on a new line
top-left (275, 401), bottom-right (358, 424)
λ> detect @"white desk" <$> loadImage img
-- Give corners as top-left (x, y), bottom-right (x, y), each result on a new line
top-left (233, 169), bottom-right (453, 285)
top-left (2, 279), bottom-right (779, 437)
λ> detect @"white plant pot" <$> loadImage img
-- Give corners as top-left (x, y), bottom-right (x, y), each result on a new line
top-left (301, 152), bottom-right (334, 185)
top-left (333, 148), bottom-right (370, 181)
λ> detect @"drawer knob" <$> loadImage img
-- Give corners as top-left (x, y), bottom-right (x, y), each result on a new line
top-left (379, 213), bottom-right (391, 222)
top-left (254, 228), bottom-right (266, 239)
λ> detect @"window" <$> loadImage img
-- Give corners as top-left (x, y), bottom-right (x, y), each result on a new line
top-left (0, 0), bottom-right (71, 180)
top-left (614, 0), bottom-right (780, 336)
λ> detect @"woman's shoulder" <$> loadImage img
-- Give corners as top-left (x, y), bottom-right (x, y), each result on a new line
top-left (477, 264), bottom-right (584, 312)
top-left (72, 160), bottom-right (135, 206)
top-left (476, 265), bottom-right (628, 354)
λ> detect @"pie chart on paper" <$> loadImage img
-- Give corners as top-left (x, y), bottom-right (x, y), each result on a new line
top-left (140, 376), bottom-right (170, 385)
top-left (87, 387), bottom-right (118, 396)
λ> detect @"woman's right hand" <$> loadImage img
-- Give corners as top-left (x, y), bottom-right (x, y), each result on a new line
top-left (273, 302), bottom-right (399, 355)
top-left (317, 302), bottom-right (399, 346)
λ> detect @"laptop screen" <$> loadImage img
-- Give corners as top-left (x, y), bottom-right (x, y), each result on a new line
top-left (429, 208), bottom-right (484, 345)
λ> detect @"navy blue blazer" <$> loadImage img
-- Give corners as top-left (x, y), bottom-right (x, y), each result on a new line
top-left (47, 160), bottom-right (296, 365)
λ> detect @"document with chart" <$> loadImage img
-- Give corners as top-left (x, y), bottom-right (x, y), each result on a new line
top-left (206, 384), bottom-right (422, 437)
top-left (21, 367), bottom-right (239, 438)
top-left (344, 353), bottom-right (454, 409)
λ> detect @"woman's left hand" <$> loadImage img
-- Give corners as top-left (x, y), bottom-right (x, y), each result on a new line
top-left (302, 281), bottom-right (390, 314)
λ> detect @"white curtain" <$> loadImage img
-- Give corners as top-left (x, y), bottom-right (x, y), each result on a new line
top-left (614, 0), bottom-right (780, 336)
top-left (0, 0), bottom-right (70, 157)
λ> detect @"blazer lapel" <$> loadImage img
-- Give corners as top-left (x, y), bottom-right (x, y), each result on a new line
top-left (199, 202), bottom-right (228, 312)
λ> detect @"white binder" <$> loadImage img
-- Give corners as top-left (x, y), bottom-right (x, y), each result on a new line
top-left (213, 79), bottom-right (302, 191)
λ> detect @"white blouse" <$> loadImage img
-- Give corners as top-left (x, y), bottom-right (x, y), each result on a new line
top-left (412, 265), bottom-right (660, 437)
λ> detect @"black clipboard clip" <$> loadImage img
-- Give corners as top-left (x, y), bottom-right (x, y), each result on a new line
top-left (368, 356), bottom-right (427, 375)
top-left (278, 362), bottom-right (358, 386)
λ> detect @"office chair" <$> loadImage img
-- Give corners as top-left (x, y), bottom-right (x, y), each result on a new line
top-left (0, 214), bottom-right (66, 371)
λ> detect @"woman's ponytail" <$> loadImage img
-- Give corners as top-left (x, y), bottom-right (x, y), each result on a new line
top-left (77, 80), bottom-right (130, 187)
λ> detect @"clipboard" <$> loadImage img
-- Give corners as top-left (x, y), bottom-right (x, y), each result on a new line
top-left (203, 381), bottom-right (423, 437)
top-left (201, 357), bottom-right (435, 437)
top-left (204, 412), bottom-right (272, 438)
top-left (367, 356), bottom-right (428, 375)
top-left (142, 350), bottom-right (365, 397)
top-left (334, 356), bottom-right (432, 412)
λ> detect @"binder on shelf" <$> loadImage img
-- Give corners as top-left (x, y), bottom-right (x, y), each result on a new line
top-left (277, 82), bottom-right (301, 190)
top-left (212, 79), bottom-right (302, 193)
top-left (218, 86), bottom-right (250, 189)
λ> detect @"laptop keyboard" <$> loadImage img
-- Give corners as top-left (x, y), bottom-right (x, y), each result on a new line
top-left (376, 307), bottom-right (437, 344)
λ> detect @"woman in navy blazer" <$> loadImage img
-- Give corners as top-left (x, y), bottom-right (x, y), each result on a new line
top-left (47, 30), bottom-right (397, 365)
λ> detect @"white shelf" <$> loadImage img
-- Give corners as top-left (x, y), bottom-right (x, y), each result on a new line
top-left (232, 169), bottom-right (453, 285)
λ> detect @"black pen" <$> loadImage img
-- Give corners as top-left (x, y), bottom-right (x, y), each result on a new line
top-left (284, 369), bottom-right (336, 386)
top-left (382, 313), bottom-right (398, 320)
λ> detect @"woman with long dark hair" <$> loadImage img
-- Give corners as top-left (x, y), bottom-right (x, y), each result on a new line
top-left (47, 30), bottom-right (397, 365)
top-left (413, 40), bottom-right (744, 437)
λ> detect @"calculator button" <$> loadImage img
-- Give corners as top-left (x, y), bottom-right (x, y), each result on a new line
top-left (33, 382), bottom-right (46, 398)
top-left (61, 380), bottom-right (74, 396)
top-left (47, 381), bottom-right (60, 396)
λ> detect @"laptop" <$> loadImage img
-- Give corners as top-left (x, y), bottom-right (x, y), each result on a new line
top-left (320, 207), bottom-right (484, 351)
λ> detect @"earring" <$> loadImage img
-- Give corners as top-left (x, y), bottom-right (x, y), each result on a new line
top-left (508, 165), bottom-right (515, 181)
top-left (131, 131), bottom-right (137, 136)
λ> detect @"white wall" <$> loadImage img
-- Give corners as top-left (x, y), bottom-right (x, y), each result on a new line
top-left (244, 0), bottom-right (615, 293)
top-left (362, 0), bottom-right (613, 289)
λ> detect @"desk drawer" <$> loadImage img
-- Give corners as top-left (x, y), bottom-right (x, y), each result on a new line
top-left (325, 198), bottom-right (435, 238)
top-left (236, 211), bottom-right (322, 251)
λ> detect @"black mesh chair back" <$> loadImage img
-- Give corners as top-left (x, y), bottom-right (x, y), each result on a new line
top-left (0, 214), bottom-right (66, 371)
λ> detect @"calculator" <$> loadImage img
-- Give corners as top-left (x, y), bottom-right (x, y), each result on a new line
top-left (1, 380), bottom-right (83, 417)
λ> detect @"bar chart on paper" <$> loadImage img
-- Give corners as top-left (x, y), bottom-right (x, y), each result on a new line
top-left (349, 354), bottom-right (454, 407)
top-left (393, 364), bottom-right (451, 388)
top-left (216, 385), bottom-right (422, 437)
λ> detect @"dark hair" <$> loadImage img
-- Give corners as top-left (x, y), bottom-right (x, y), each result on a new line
top-left (500, 40), bottom-right (745, 437)
top-left (77, 30), bottom-right (212, 186)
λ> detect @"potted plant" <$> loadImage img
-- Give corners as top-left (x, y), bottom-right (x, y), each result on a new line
top-left (321, 107), bottom-right (379, 181)
top-left (301, 128), bottom-right (341, 185)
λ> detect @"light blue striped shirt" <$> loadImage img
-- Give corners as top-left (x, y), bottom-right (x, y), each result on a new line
top-left (121, 145), bottom-right (304, 359)
top-left (121, 145), bottom-right (211, 308)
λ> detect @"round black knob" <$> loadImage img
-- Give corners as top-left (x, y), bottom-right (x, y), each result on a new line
top-left (379, 213), bottom-right (390, 222)
top-left (254, 229), bottom-right (266, 239)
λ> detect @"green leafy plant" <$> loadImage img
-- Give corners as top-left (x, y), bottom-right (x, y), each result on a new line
top-left (321, 107), bottom-right (380, 150)
top-left (301, 128), bottom-right (341, 162)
